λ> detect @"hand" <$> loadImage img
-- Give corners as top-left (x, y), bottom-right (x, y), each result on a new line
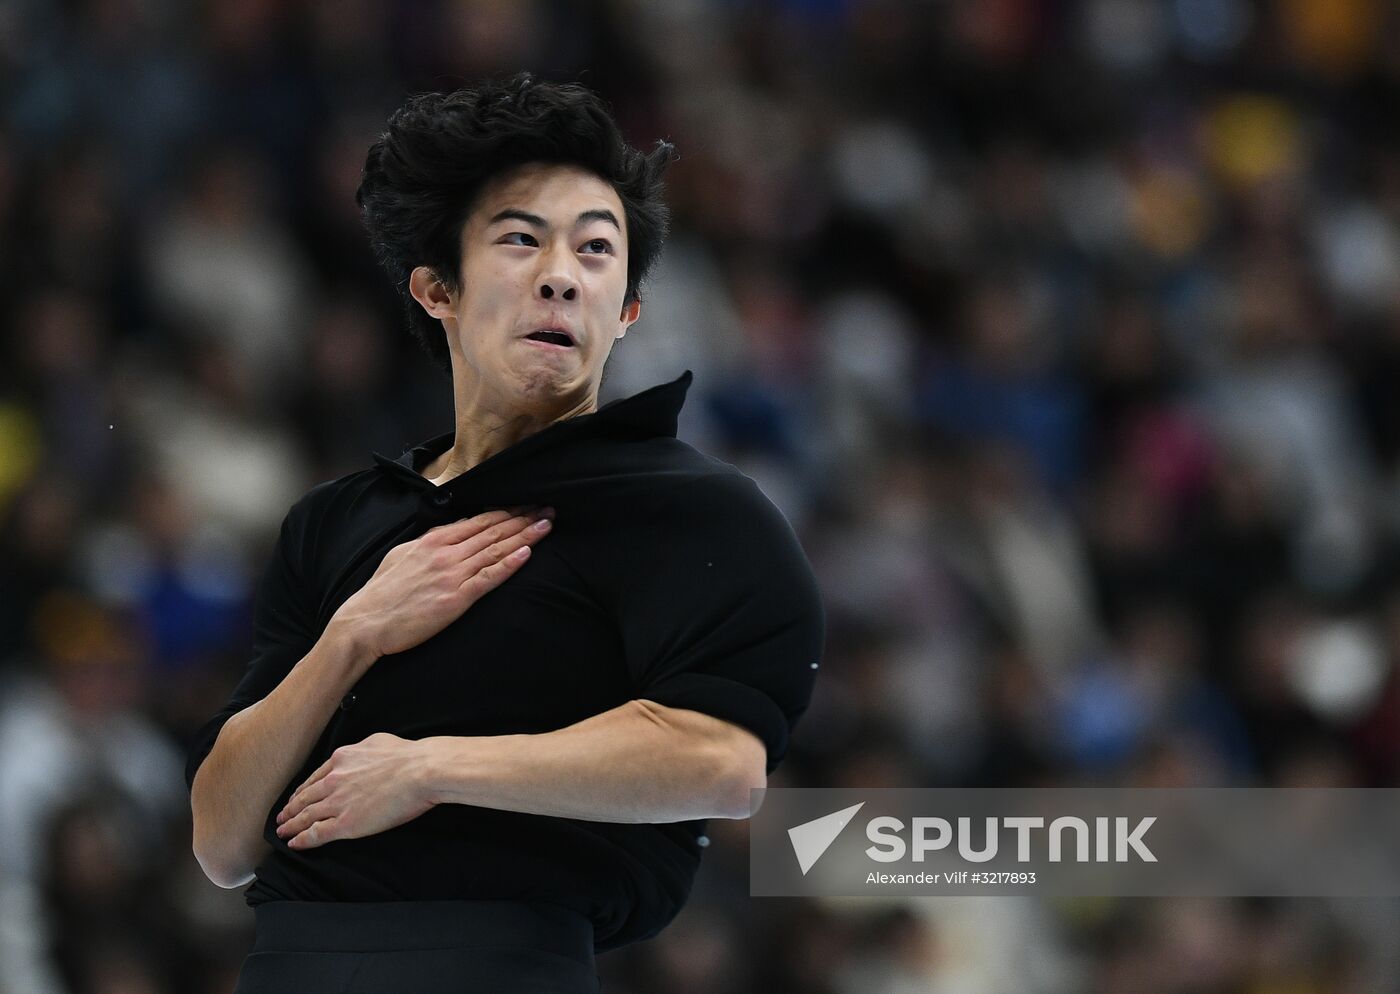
top-left (274, 732), bottom-right (435, 849)
top-left (328, 505), bottom-right (554, 661)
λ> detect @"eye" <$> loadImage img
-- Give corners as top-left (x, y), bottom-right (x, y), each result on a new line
top-left (501, 232), bottom-right (538, 247)
top-left (581, 238), bottom-right (612, 254)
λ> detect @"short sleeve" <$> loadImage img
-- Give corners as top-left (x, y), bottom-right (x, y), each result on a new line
top-left (616, 473), bottom-right (825, 775)
top-left (183, 498), bottom-right (321, 793)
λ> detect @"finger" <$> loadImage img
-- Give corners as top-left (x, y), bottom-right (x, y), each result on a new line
top-left (449, 510), bottom-right (553, 560)
top-left (277, 799), bottom-right (334, 840)
top-left (474, 505), bottom-right (553, 525)
top-left (466, 518), bottom-right (554, 572)
top-left (288, 817), bottom-right (340, 850)
top-left (459, 541), bottom-right (535, 599)
top-left (422, 508), bottom-right (516, 545)
top-left (287, 755), bottom-right (335, 810)
top-left (490, 504), bottom-right (549, 517)
top-left (278, 776), bottom-right (334, 825)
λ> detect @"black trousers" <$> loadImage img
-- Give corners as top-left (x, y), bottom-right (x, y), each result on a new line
top-left (231, 899), bottom-right (602, 994)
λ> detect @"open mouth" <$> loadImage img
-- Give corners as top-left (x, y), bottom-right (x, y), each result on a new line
top-left (525, 329), bottom-right (575, 348)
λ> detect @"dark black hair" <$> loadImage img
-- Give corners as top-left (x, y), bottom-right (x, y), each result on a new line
top-left (356, 72), bottom-right (677, 375)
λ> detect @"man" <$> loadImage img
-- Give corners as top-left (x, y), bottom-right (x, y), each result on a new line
top-left (186, 72), bottom-right (824, 993)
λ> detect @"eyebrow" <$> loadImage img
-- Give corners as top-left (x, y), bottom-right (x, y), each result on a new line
top-left (487, 208), bottom-right (621, 232)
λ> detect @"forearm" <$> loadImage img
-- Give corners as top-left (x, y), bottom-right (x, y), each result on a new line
top-left (190, 623), bottom-right (375, 887)
top-left (420, 699), bottom-right (764, 823)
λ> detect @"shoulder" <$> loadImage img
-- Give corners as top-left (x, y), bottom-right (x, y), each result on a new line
top-left (567, 434), bottom-right (775, 522)
top-left (667, 461), bottom-right (785, 525)
top-left (272, 466), bottom-right (381, 563)
top-left (654, 442), bottom-right (790, 522)
top-left (622, 437), bottom-right (769, 504)
top-left (288, 466), bottom-right (379, 517)
top-left (626, 446), bottom-right (812, 569)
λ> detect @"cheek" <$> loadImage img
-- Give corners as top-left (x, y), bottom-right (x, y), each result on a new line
top-left (460, 263), bottom-right (524, 323)
top-left (587, 273), bottom-right (628, 319)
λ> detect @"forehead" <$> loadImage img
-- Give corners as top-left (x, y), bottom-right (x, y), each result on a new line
top-left (467, 162), bottom-right (624, 227)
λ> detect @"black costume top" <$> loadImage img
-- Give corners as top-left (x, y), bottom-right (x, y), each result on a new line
top-left (184, 371), bottom-right (825, 950)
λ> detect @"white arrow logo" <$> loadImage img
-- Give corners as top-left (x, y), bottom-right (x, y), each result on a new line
top-left (788, 802), bottom-right (866, 875)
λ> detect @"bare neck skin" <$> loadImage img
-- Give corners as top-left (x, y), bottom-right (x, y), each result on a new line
top-left (420, 352), bottom-right (599, 486)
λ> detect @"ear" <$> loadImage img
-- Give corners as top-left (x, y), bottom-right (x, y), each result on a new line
top-left (616, 297), bottom-right (641, 340)
top-left (408, 266), bottom-right (456, 321)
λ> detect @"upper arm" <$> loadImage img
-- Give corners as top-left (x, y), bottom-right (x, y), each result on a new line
top-left (617, 474), bottom-right (825, 776)
top-left (185, 498), bottom-right (322, 794)
top-left (633, 698), bottom-right (768, 773)
top-left (632, 699), bottom-right (768, 818)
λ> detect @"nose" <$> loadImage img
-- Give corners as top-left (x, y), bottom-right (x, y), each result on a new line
top-left (539, 278), bottom-right (578, 301)
top-left (538, 252), bottom-right (580, 301)
top-left (537, 280), bottom-right (576, 299)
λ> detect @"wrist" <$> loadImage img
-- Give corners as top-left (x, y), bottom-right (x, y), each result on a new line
top-left (322, 616), bottom-right (381, 672)
top-left (415, 737), bottom-right (453, 807)
top-left (416, 735), bottom-right (517, 808)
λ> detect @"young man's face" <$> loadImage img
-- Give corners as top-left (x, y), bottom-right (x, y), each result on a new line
top-left (423, 161), bottom-right (641, 416)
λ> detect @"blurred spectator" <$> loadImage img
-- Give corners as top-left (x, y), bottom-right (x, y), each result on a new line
top-left (0, 592), bottom-right (185, 994)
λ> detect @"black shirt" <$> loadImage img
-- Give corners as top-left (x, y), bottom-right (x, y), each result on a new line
top-left (184, 370), bottom-right (825, 950)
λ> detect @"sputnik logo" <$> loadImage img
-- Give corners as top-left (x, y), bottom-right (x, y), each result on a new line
top-left (787, 802), bottom-right (865, 875)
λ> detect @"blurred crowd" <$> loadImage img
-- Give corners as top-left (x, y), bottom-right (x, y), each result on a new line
top-left (3, 0), bottom-right (1400, 991)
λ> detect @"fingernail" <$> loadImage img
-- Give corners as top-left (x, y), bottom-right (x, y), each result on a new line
top-left (532, 518), bottom-right (552, 533)
top-left (540, 507), bottom-right (555, 519)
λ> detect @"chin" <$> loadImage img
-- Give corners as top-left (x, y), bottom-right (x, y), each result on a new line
top-left (511, 365), bottom-right (585, 407)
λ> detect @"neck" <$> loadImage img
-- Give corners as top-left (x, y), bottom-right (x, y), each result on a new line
top-left (425, 361), bottom-right (598, 486)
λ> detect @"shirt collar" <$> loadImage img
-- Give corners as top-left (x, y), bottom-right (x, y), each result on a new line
top-left (372, 369), bottom-right (694, 487)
